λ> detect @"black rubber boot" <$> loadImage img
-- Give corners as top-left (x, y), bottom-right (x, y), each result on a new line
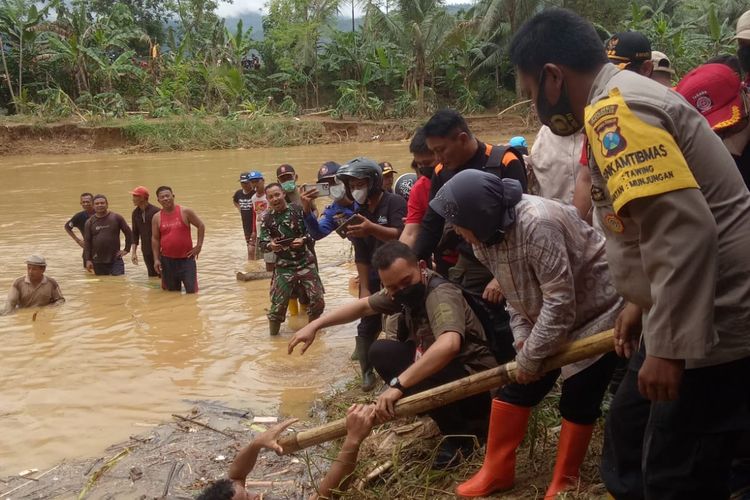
top-left (269, 320), bottom-right (281, 336)
top-left (355, 336), bottom-right (377, 392)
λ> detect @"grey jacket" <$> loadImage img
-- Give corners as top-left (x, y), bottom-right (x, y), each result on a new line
top-left (474, 195), bottom-right (623, 378)
top-left (586, 63), bottom-right (750, 368)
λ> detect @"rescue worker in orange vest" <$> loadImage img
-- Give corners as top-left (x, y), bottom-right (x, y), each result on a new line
top-left (412, 109), bottom-right (527, 364)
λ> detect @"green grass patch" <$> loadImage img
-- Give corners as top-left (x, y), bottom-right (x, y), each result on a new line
top-left (310, 379), bottom-right (609, 499)
top-left (120, 115), bottom-right (327, 152)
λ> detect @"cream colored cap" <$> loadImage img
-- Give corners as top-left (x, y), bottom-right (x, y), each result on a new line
top-left (735, 10), bottom-right (750, 41)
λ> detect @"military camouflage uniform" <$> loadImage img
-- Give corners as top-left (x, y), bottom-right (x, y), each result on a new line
top-left (259, 205), bottom-right (324, 322)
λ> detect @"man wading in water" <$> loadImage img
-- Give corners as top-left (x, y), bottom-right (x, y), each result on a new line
top-left (151, 186), bottom-right (205, 294)
top-left (2, 255), bottom-right (65, 315)
top-left (258, 183), bottom-right (324, 336)
top-left (84, 194), bottom-right (133, 276)
top-left (129, 185), bottom-right (160, 277)
top-left (64, 192), bottom-right (94, 267)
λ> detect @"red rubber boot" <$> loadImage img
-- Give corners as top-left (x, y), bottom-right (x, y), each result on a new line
top-left (544, 419), bottom-right (595, 498)
top-left (455, 399), bottom-right (531, 498)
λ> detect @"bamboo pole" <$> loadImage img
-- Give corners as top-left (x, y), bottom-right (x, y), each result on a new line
top-left (279, 329), bottom-right (614, 455)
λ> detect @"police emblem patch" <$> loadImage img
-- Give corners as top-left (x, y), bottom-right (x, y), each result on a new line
top-left (595, 117), bottom-right (628, 158)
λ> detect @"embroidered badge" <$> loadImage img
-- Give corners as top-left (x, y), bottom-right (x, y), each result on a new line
top-left (603, 213), bottom-right (624, 233)
top-left (595, 117), bottom-right (628, 158)
top-left (694, 91), bottom-right (713, 113)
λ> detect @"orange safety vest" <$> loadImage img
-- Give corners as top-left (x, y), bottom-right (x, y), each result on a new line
top-left (433, 143), bottom-right (521, 176)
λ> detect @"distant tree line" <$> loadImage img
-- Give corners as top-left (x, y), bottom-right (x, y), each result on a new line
top-left (0, 0), bottom-right (743, 120)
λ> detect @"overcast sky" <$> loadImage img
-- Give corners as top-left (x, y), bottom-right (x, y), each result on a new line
top-left (216, 0), bottom-right (470, 17)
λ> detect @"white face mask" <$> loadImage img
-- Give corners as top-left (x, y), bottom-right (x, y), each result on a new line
top-left (352, 188), bottom-right (368, 204)
top-left (329, 183), bottom-right (346, 201)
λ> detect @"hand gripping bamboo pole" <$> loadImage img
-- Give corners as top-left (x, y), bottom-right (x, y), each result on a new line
top-left (279, 329), bottom-right (615, 455)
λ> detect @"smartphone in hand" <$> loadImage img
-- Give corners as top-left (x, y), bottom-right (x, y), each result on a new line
top-left (275, 237), bottom-right (295, 248)
top-left (335, 213), bottom-right (363, 239)
top-left (301, 183), bottom-right (331, 197)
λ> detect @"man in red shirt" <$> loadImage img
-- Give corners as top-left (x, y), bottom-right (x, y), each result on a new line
top-left (151, 186), bottom-right (206, 293)
top-left (399, 127), bottom-right (436, 247)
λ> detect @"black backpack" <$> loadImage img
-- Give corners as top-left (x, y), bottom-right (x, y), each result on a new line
top-left (399, 275), bottom-right (516, 364)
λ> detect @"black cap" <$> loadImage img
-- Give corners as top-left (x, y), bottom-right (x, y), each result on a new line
top-left (317, 161), bottom-right (340, 181)
top-left (276, 164), bottom-right (296, 177)
top-left (606, 32), bottom-right (651, 69)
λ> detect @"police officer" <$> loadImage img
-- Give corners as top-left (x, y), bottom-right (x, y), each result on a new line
top-left (510, 9), bottom-right (750, 499)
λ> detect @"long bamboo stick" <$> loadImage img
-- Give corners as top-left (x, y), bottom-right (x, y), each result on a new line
top-left (279, 329), bottom-right (614, 455)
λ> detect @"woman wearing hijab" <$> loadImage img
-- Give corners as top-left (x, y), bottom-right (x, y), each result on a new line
top-left (430, 169), bottom-right (624, 499)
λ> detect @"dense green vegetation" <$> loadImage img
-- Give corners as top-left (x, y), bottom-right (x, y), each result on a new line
top-left (0, 0), bottom-right (744, 121)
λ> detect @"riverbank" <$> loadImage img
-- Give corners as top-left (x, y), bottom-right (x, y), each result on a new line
top-left (0, 382), bottom-right (607, 499)
top-left (0, 113), bottom-right (534, 156)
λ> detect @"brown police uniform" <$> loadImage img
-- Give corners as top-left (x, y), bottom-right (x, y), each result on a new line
top-left (585, 63), bottom-right (750, 499)
top-left (367, 270), bottom-right (496, 438)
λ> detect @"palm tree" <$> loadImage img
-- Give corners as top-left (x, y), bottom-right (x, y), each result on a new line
top-left (363, 0), bottom-right (464, 112)
top-left (45, 2), bottom-right (145, 96)
top-left (470, 0), bottom-right (542, 98)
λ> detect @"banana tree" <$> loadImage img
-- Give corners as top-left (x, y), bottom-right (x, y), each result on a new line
top-left (363, 0), bottom-right (463, 112)
top-left (0, 0), bottom-right (55, 109)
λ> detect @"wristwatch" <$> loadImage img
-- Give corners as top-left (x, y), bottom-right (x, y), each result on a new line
top-left (389, 377), bottom-right (405, 392)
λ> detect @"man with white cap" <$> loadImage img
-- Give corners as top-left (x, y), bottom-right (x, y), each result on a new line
top-left (736, 9), bottom-right (750, 86)
top-left (2, 256), bottom-right (65, 315)
top-left (650, 50), bottom-right (675, 87)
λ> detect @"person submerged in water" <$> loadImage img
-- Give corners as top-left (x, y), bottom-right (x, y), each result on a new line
top-left (2, 255), bottom-right (65, 315)
top-left (196, 404), bottom-right (376, 500)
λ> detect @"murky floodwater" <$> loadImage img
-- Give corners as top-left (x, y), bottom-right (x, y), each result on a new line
top-left (0, 141), bottom-right (421, 476)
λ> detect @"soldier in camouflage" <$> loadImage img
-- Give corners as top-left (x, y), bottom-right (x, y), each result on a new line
top-left (259, 183), bottom-right (325, 336)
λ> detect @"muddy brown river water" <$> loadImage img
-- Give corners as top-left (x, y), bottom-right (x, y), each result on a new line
top-left (0, 140), bottom-right (455, 476)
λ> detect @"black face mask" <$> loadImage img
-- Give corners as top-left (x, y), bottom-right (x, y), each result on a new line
top-left (481, 229), bottom-right (505, 246)
top-left (739, 46), bottom-right (750, 75)
top-left (536, 70), bottom-right (582, 136)
top-left (419, 166), bottom-right (435, 179)
top-left (392, 281), bottom-right (426, 309)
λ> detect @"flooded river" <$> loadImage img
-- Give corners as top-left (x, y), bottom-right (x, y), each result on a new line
top-left (0, 141), bottom-right (427, 475)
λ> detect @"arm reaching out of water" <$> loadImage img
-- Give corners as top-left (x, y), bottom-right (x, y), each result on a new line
top-left (288, 297), bottom-right (376, 355)
top-left (197, 418), bottom-right (298, 500)
top-left (312, 404), bottom-right (376, 500)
